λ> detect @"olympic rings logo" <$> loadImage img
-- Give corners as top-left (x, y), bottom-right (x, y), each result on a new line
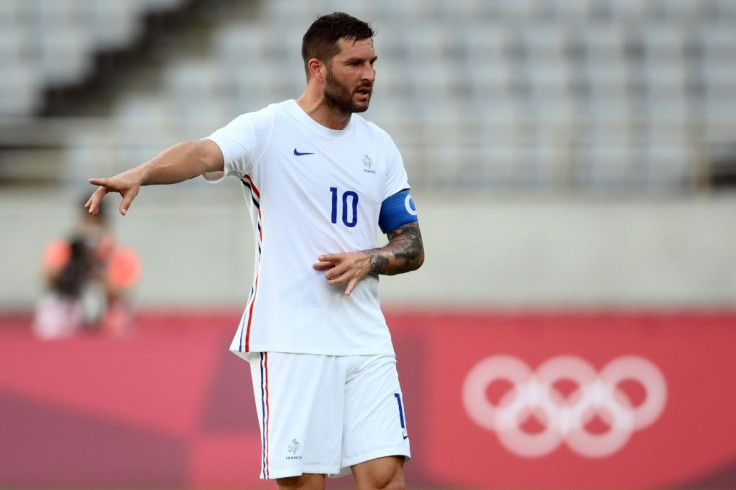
top-left (462, 355), bottom-right (667, 458)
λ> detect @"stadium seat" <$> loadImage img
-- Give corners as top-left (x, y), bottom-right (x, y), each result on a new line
top-left (492, 0), bottom-right (543, 20)
top-left (579, 24), bottom-right (628, 60)
top-left (478, 99), bottom-right (529, 135)
top-left (546, 0), bottom-right (600, 20)
top-left (372, 25), bottom-right (405, 59)
top-left (640, 139), bottom-right (697, 189)
top-left (164, 59), bottom-right (228, 108)
top-left (79, 0), bottom-right (143, 50)
top-left (444, 0), bottom-right (494, 19)
top-left (382, 0), bottom-right (433, 20)
top-left (582, 55), bottom-right (630, 97)
top-left (574, 139), bottom-right (637, 189)
top-left (0, 24), bottom-right (27, 63)
top-left (709, 0), bottom-right (736, 18)
top-left (641, 57), bottom-right (689, 97)
top-left (639, 24), bottom-right (691, 60)
top-left (421, 0), bottom-right (478, 20)
top-left (460, 22), bottom-right (511, 61)
top-left (654, 0), bottom-right (707, 20)
top-left (144, 0), bottom-right (186, 13)
top-left (603, 0), bottom-right (654, 20)
top-left (34, 28), bottom-right (93, 86)
top-left (228, 66), bottom-right (283, 113)
top-left (0, 62), bottom-right (41, 116)
top-left (373, 58), bottom-right (412, 95)
top-left (113, 93), bottom-right (171, 125)
top-left (402, 23), bottom-right (453, 62)
top-left (0, 0), bottom-right (24, 25)
top-left (581, 96), bottom-right (633, 134)
top-left (642, 95), bottom-right (693, 140)
top-left (264, 0), bottom-right (315, 22)
top-left (467, 57), bottom-right (520, 101)
top-left (25, 0), bottom-right (84, 29)
top-left (407, 60), bottom-right (459, 101)
top-left (526, 58), bottom-right (575, 95)
top-left (365, 95), bottom-right (413, 127)
top-left (699, 23), bottom-right (736, 60)
top-left (698, 96), bottom-right (736, 140)
top-left (474, 142), bottom-right (524, 187)
top-left (215, 23), bottom-right (272, 63)
top-left (321, 0), bottom-right (384, 22)
top-left (523, 137), bottom-right (567, 188)
top-left (531, 94), bottom-right (580, 129)
top-left (701, 59), bottom-right (736, 113)
top-left (521, 24), bottom-right (571, 60)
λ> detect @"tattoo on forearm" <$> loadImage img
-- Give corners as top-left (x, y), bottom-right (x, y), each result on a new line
top-left (371, 255), bottom-right (391, 272)
top-left (365, 222), bottom-right (424, 275)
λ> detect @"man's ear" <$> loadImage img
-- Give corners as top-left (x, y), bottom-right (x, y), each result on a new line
top-left (307, 58), bottom-right (324, 83)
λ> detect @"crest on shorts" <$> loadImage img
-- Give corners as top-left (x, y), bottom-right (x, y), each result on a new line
top-left (288, 439), bottom-right (300, 455)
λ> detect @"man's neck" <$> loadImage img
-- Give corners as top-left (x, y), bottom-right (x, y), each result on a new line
top-left (296, 89), bottom-right (351, 130)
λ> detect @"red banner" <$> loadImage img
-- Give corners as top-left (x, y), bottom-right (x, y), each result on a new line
top-left (1, 310), bottom-right (736, 488)
top-left (416, 312), bottom-right (736, 487)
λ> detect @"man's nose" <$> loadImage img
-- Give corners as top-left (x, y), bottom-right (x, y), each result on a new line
top-left (362, 63), bottom-right (375, 82)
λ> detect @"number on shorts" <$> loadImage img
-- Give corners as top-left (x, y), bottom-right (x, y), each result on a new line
top-left (394, 392), bottom-right (407, 430)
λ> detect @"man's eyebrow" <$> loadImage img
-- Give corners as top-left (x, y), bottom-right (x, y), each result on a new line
top-left (344, 55), bottom-right (379, 63)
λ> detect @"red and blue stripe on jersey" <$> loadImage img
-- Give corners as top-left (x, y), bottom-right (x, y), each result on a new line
top-left (239, 174), bottom-right (262, 353)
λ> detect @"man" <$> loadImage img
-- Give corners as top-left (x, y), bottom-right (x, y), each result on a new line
top-left (35, 197), bottom-right (140, 339)
top-left (86, 12), bottom-right (423, 490)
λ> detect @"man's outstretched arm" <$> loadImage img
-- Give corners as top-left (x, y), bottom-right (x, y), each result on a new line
top-left (86, 139), bottom-right (224, 216)
top-left (313, 221), bottom-right (425, 295)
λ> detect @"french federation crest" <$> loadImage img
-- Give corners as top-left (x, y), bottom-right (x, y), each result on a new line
top-left (363, 155), bottom-right (376, 174)
top-left (288, 439), bottom-right (300, 454)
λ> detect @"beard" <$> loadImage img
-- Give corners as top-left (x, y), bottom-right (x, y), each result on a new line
top-left (323, 66), bottom-right (371, 114)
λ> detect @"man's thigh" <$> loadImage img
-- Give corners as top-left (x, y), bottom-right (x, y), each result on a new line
top-left (246, 352), bottom-right (345, 479)
top-left (341, 355), bottom-right (411, 470)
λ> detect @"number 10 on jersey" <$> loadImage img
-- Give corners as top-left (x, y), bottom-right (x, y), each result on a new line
top-left (330, 187), bottom-right (359, 228)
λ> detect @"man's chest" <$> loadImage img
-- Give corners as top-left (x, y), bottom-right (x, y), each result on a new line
top-left (262, 136), bottom-right (386, 202)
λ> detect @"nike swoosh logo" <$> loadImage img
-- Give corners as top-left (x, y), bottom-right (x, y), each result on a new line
top-left (293, 148), bottom-right (315, 156)
top-left (403, 435), bottom-right (409, 440)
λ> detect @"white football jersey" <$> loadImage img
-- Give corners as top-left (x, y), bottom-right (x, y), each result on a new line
top-left (205, 100), bottom-right (411, 357)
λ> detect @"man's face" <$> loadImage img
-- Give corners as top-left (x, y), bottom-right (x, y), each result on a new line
top-left (323, 37), bottom-right (377, 114)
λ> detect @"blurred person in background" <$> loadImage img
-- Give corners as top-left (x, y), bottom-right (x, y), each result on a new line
top-left (85, 12), bottom-right (423, 490)
top-left (33, 196), bottom-right (141, 340)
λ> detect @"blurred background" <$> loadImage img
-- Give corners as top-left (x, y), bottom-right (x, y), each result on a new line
top-left (1, 0), bottom-right (736, 488)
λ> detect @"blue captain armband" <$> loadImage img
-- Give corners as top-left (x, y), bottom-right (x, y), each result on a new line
top-left (378, 189), bottom-right (418, 233)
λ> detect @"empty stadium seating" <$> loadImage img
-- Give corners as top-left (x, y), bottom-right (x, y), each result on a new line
top-left (1, 0), bottom-right (734, 193)
top-left (0, 0), bottom-right (185, 115)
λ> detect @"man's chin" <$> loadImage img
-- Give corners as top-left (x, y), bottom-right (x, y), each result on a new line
top-left (351, 99), bottom-right (371, 113)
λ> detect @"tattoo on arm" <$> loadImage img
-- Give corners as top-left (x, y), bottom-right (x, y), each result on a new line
top-left (364, 222), bottom-right (424, 276)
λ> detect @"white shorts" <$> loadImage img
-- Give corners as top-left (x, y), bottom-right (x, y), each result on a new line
top-left (245, 352), bottom-right (411, 479)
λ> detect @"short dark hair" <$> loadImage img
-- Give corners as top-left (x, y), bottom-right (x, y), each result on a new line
top-left (301, 12), bottom-right (374, 78)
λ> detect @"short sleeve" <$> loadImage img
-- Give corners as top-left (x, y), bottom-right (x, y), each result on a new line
top-left (202, 108), bottom-right (272, 182)
top-left (383, 132), bottom-right (410, 200)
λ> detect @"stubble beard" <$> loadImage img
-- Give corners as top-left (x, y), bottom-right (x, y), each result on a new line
top-left (324, 66), bottom-right (370, 114)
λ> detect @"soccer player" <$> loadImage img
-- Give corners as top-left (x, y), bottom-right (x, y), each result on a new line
top-left (86, 12), bottom-right (423, 490)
